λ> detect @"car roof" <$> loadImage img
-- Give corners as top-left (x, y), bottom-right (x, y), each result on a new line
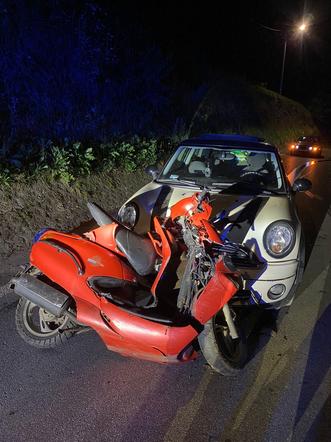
top-left (180, 133), bottom-right (277, 152)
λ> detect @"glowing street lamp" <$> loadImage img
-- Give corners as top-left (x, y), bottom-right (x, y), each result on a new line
top-left (279, 21), bottom-right (308, 95)
top-left (260, 19), bottom-right (310, 94)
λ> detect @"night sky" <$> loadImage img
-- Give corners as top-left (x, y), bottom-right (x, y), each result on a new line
top-left (110, 0), bottom-right (331, 102)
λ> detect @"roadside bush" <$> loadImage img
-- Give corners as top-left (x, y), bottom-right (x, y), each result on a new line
top-left (48, 146), bottom-right (73, 183)
top-left (0, 137), bottom-right (169, 188)
top-left (99, 137), bottom-right (159, 173)
top-left (31, 143), bottom-right (96, 184)
top-left (0, 164), bottom-right (12, 187)
top-left (69, 143), bottom-right (95, 177)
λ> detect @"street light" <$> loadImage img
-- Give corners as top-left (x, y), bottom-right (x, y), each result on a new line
top-left (279, 22), bottom-right (308, 95)
top-left (260, 21), bottom-right (309, 95)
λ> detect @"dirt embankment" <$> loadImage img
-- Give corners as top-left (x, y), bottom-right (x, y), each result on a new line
top-left (0, 169), bottom-right (150, 261)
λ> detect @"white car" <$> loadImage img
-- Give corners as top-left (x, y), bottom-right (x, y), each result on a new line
top-left (119, 134), bottom-right (312, 309)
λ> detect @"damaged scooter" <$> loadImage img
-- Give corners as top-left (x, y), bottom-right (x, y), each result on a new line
top-left (10, 187), bottom-right (263, 375)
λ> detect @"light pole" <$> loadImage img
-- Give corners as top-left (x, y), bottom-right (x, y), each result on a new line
top-left (279, 37), bottom-right (287, 95)
top-left (260, 21), bottom-right (308, 95)
top-left (280, 23), bottom-right (308, 94)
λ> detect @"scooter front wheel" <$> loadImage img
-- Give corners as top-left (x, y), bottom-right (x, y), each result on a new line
top-left (198, 310), bottom-right (247, 376)
top-left (15, 298), bottom-right (75, 348)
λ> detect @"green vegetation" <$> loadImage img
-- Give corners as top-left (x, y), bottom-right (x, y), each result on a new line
top-left (0, 137), bottom-right (170, 187)
top-left (0, 81), bottom-right (319, 188)
top-left (0, 165), bottom-right (11, 187)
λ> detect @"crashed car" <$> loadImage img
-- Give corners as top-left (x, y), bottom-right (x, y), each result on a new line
top-left (119, 134), bottom-right (312, 309)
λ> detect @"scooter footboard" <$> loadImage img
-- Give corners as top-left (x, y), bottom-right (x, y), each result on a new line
top-left (84, 297), bottom-right (199, 363)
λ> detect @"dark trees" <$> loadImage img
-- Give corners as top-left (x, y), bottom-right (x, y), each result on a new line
top-left (0, 0), bottom-right (168, 155)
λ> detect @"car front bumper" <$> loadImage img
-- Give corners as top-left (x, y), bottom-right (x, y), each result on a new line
top-left (290, 148), bottom-right (321, 156)
top-left (244, 258), bottom-right (303, 308)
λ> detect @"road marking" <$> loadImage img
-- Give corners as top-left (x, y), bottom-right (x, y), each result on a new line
top-left (162, 200), bottom-right (331, 442)
top-left (226, 202), bottom-right (331, 441)
top-left (288, 371), bottom-right (330, 442)
top-left (163, 371), bottom-right (212, 442)
top-left (227, 263), bottom-right (330, 441)
top-left (305, 190), bottom-right (323, 200)
top-left (286, 160), bottom-right (316, 184)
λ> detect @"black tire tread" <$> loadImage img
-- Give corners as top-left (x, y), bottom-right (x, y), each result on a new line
top-left (15, 297), bottom-right (75, 349)
top-left (198, 317), bottom-right (247, 376)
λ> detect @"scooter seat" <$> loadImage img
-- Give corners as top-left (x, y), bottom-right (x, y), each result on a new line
top-left (115, 228), bottom-right (157, 276)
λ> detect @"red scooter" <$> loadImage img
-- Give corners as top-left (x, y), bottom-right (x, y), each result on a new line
top-left (11, 188), bottom-right (261, 375)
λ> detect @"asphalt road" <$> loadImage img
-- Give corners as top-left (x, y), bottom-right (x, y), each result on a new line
top-left (1, 151), bottom-right (331, 442)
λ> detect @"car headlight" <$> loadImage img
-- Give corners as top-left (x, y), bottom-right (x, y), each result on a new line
top-left (263, 221), bottom-right (295, 258)
top-left (118, 204), bottom-right (138, 228)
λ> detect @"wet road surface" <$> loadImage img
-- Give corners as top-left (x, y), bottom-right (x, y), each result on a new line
top-left (0, 150), bottom-right (331, 442)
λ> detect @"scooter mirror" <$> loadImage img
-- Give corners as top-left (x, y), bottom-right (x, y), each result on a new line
top-left (87, 202), bottom-right (113, 226)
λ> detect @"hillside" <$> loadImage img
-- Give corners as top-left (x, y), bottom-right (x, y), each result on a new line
top-left (189, 80), bottom-right (318, 150)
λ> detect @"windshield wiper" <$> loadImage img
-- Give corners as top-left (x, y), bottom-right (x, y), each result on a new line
top-left (157, 178), bottom-right (282, 195)
top-left (156, 178), bottom-right (198, 186)
top-left (211, 182), bottom-right (233, 188)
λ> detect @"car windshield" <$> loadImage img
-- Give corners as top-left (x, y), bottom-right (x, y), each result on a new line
top-left (159, 146), bottom-right (285, 191)
top-left (298, 136), bottom-right (320, 143)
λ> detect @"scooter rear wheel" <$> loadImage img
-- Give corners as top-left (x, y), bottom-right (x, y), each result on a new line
top-left (15, 297), bottom-right (75, 348)
top-left (198, 310), bottom-right (247, 376)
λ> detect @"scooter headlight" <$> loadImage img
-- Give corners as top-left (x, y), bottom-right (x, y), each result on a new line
top-left (263, 221), bottom-right (295, 258)
top-left (118, 204), bottom-right (138, 228)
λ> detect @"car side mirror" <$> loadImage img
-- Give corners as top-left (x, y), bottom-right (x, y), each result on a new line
top-left (145, 165), bottom-right (159, 179)
top-left (292, 178), bottom-right (312, 192)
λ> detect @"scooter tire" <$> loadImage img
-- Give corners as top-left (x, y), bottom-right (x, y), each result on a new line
top-left (198, 314), bottom-right (247, 376)
top-left (15, 297), bottom-right (75, 349)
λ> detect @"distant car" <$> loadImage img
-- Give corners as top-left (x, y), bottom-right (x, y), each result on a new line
top-left (119, 134), bottom-right (312, 309)
top-left (289, 136), bottom-right (322, 157)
